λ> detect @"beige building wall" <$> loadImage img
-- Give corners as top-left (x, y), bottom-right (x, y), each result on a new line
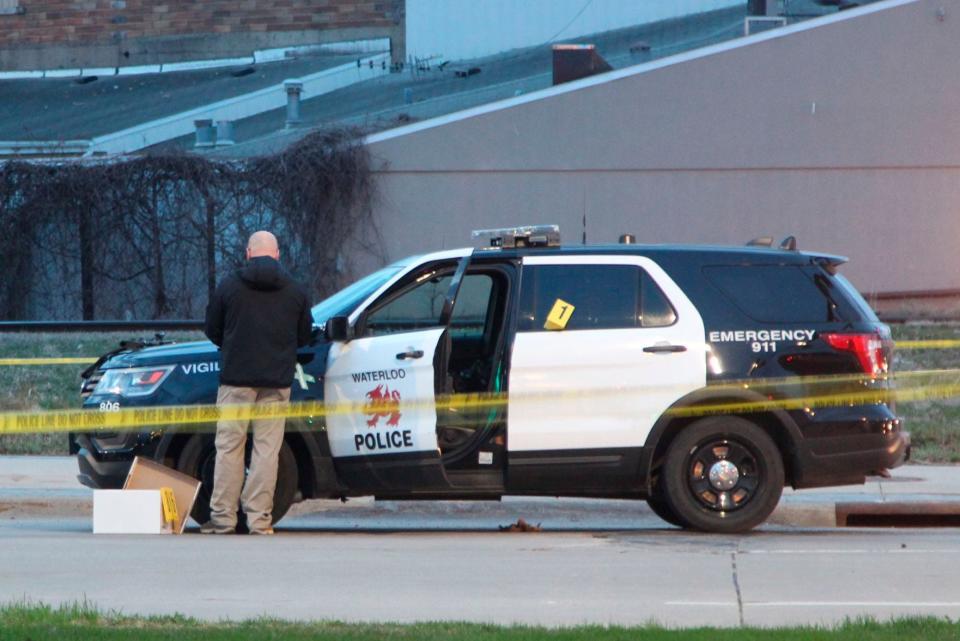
top-left (365, 0), bottom-right (960, 296)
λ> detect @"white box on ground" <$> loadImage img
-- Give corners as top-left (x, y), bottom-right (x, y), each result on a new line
top-left (93, 489), bottom-right (166, 534)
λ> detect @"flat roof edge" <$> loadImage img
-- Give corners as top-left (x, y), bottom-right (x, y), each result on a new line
top-left (86, 53), bottom-right (390, 156)
top-left (364, 0), bottom-right (916, 146)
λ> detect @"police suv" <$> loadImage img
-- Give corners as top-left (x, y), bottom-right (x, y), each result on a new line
top-left (72, 226), bottom-right (909, 533)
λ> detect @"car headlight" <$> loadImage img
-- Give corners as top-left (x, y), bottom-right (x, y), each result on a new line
top-left (94, 365), bottom-right (175, 397)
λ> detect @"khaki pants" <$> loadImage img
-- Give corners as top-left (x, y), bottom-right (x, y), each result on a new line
top-left (209, 384), bottom-right (291, 532)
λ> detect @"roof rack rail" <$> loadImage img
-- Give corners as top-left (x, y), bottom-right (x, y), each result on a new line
top-left (746, 236), bottom-right (774, 247)
top-left (472, 225), bottom-right (560, 248)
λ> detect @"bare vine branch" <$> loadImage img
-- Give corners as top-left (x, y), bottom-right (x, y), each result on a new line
top-left (0, 129), bottom-right (380, 320)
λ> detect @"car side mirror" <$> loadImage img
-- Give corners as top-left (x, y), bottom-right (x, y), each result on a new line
top-left (324, 316), bottom-right (351, 342)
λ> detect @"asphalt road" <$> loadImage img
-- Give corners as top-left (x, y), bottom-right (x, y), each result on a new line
top-left (4, 458), bottom-right (960, 627)
top-left (3, 513), bottom-right (960, 628)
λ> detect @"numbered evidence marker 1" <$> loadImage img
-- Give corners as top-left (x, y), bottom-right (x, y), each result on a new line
top-left (544, 298), bottom-right (575, 331)
top-left (160, 486), bottom-right (179, 534)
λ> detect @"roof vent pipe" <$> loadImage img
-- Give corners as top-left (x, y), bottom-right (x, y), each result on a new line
top-left (215, 120), bottom-right (235, 146)
top-left (194, 119), bottom-right (215, 148)
top-left (284, 79), bottom-right (303, 128)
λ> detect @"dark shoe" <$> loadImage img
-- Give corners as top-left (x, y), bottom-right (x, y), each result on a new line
top-left (200, 521), bottom-right (236, 535)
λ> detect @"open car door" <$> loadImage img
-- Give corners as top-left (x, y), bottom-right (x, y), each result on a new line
top-left (323, 256), bottom-right (469, 493)
top-left (325, 327), bottom-right (447, 458)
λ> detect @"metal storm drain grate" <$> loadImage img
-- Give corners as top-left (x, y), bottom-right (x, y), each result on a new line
top-left (837, 502), bottom-right (960, 527)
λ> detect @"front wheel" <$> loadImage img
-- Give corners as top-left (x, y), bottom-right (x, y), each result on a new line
top-left (176, 434), bottom-right (298, 530)
top-left (661, 417), bottom-right (784, 533)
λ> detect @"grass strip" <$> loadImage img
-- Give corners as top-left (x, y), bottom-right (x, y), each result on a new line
top-left (0, 332), bottom-right (203, 455)
top-left (1, 603), bottom-right (959, 641)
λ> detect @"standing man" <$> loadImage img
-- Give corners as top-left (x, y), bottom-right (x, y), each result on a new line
top-left (202, 230), bottom-right (313, 535)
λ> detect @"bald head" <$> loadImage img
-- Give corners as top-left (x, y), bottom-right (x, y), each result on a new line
top-left (246, 231), bottom-right (280, 261)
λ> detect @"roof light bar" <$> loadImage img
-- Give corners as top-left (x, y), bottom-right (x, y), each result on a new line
top-left (471, 224), bottom-right (561, 248)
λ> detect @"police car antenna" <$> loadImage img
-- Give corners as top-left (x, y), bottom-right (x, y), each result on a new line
top-left (582, 193), bottom-right (587, 245)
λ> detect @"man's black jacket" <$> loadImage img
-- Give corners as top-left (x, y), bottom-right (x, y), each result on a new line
top-left (205, 256), bottom-right (313, 388)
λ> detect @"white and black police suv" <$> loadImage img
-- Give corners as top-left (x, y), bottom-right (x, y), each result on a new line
top-left (72, 226), bottom-right (909, 533)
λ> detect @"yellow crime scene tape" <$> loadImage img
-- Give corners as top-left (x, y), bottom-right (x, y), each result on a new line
top-left (2, 370), bottom-right (960, 436)
top-left (1, 338), bottom-right (960, 435)
top-left (895, 339), bottom-right (960, 350)
top-left (0, 357), bottom-right (97, 366)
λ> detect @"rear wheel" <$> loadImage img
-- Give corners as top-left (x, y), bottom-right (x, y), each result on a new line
top-left (175, 434), bottom-right (298, 531)
top-left (662, 417), bottom-right (784, 533)
top-left (645, 495), bottom-right (687, 528)
top-left (646, 474), bottom-right (687, 527)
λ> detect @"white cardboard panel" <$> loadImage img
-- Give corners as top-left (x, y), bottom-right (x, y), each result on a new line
top-left (93, 489), bottom-right (166, 534)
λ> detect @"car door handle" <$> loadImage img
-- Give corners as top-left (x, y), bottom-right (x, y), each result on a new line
top-left (396, 350), bottom-right (424, 360)
top-left (643, 344), bottom-right (687, 354)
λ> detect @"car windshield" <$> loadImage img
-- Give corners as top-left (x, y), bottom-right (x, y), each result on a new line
top-left (310, 265), bottom-right (404, 324)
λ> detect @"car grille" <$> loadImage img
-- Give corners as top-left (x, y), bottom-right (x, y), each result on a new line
top-left (80, 369), bottom-right (103, 399)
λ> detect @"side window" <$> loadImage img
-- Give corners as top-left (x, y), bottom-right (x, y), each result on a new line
top-left (518, 264), bottom-right (678, 332)
top-left (449, 274), bottom-right (494, 339)
top-left (641, 274), bottom-right (677, 327)
top-left (364, 272), bottom-right (452, 336)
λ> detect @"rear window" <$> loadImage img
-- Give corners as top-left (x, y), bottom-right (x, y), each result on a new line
top-left (704, 265), bottom-right (839, 323)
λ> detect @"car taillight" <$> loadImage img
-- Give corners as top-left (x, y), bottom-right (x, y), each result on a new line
top-left (822, 332), bottom-right (888, 376)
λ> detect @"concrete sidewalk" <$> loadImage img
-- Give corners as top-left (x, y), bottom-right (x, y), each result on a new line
top-left (775, 465), bottom-right (960, 527)
top-left (0, 455), bottom-right (957, 529)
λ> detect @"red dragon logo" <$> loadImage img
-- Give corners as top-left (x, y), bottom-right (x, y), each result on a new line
top-left (364, 384), bottom-right (401, 428)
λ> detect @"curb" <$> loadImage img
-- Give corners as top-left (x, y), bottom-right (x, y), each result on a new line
top-left (0, 493), bottom-right (844, 528)
top-left (769, 501), bottom-right (837, 528)
top-left (4, 493), bottom-right (960, 529)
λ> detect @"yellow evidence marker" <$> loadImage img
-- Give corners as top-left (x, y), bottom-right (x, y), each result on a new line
top-left (544, 299), bottom-right (575, 330)
top-left (160, 486), bottom-right (179, 533)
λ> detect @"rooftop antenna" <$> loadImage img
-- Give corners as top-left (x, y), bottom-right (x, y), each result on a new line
top-left (581, 190), bottom-right (587, 245)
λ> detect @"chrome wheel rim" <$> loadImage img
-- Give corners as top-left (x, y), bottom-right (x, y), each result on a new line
top-left (686, 438), bottom-right (761, 513)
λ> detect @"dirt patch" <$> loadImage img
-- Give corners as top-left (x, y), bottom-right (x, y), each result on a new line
top-left (0, 497), bottom-right (91, 518)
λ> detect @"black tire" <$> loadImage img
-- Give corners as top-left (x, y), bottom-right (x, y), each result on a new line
top-left (175, 434), bottom-right (298, 530)
top-left (645, 495), bottom-right (687, 528)
top-left (646, 472), bottom-right (688, 528)
top-left (661, 417), bottom-right (784, 533)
